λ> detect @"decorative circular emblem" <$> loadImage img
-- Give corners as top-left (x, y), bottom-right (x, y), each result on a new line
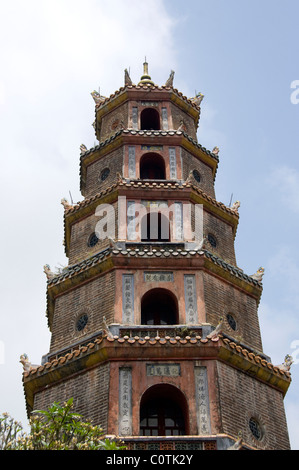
top-left (226, 313), bottom-right (237, 331)
top-left (88, 232), bottom-right (99, 247)
top-left (249, 417), bottom-right (263, 441)
top-left (76, 314), bottom-right (89, 332)
top-left (192, 169), bottom-right (201, 183)
top-left (207, 233), bottom-right (217, 248)
top-left (100, 167), bottom-right (110, 181)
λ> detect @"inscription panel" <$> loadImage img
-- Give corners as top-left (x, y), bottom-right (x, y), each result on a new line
top-left (144, 271), bottom-right (174, 282)
top-left (128, 146), bottom-right (136, 178)
top-left (122, 274), bottom-right (134, 324)
top-left (146, 363), bottom-right (181, 377)
top-left (169, 147), bottom-right (177, 179)
top-left (119, 367), bottom-right (132, 436)
top-left (194, 366), bottom-right (211, 435)
top-left (184, 275), bottom-right (198, 324)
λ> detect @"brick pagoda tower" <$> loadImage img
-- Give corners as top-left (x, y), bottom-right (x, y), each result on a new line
top-left (22, 62), bottom-right (292, 450)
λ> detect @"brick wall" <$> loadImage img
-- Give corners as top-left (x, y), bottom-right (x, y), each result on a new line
top-left (33, 363), bottom-right (110, 432)
top-left (216, 361), bottom-right (290, 450)
top-left (181, 148), bottom-right (216, 198)
top-left (170, 103), bottom-right (197, 140)
top-left (202, 272), bottom-right (263, 352)
top-left (68, 200), bottom-right (118, 265)
top-left (203, 210), bottom-right (236, 265)
top-left (84, 147), bottom-right (124, 198)
top-left (50, 271), bottom-right (116, 353)
top-left (98, 102), bottom-right (129, 142)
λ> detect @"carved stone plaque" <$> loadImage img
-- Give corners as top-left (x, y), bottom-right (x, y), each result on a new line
top-left (119, 367), bottom-right (132, 436)
top-left (184, 274), bottom-right (198, 324)
top-left (144, 272), bottom-right (174, 282)
top-left (162, 107), bottom-right (169, 130)
top-left (169, 147), bottom-right (177, 179)
top-left (194, 366), bottom-right (211, 435)
top-left (128, 146), bottom-right (136, 178)
top-left (122, 274), bottom-right (134, 324)
top-left (146, 363), bottom-right (181, 377)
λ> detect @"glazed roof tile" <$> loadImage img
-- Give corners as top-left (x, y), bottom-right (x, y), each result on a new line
top-left (65, 177), bottom-right (237, 218)
top-left (47, 246), bottom-right (260, 288)
top-left (22, 333), bottom-right (291, 382)
top-left (80, 129), bottom-right (219, 163)
top-left (93, 84), bottom-right (201, 112)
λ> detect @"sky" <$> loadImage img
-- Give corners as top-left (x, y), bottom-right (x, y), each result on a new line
top-left (0, 0), bottom-right (298, 449)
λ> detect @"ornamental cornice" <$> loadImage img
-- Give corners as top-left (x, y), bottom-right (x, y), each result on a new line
top-left (22, 332), bottom-right (291, 417)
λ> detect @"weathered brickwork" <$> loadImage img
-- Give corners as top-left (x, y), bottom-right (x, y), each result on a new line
top-left (68, 200), bottom-right (118, 265)
top-left (33, 363), bottom-right (110, 432)
top-left (216, 362), bottom-right (290, 450)
top-left (84, 146), bottom-right (124, 198)
top-left (203, 210), bottom-right (236, 265)
top-left (98, 102), bottom-right (129, 142)
top-left (169, 102), bottom-right (197, 140)
top-left (50, 271), bottom-right (115, 353)
top-left (181, 148), bottom-right (216, 198)
top-left (202, 271), bottom-right (262, 352)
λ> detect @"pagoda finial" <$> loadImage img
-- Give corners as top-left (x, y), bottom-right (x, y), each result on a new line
top-left (138, 58), bottom-right (155, 86)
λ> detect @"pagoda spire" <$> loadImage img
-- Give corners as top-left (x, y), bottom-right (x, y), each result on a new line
top-left (138, 58), bottom-right (155, 86)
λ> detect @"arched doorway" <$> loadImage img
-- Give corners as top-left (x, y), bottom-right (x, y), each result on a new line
top-left (141, 288), bottom-right (178, 325)
top-left (140, 153), bottom-right (166, 180)
top-left (140, 384), bottom-right (188, 436)
top-left (141, 108), bottom-right (160, 130)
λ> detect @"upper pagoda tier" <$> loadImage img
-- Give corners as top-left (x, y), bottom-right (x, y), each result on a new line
top-left (91, 61), bottom-right (204, 144)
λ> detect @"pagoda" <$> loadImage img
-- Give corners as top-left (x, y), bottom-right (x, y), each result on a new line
top-left (22, 62), bottom-right (292, 450)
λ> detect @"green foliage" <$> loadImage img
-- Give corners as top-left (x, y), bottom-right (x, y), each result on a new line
top-left (1, 398), bottom-right (126, 450)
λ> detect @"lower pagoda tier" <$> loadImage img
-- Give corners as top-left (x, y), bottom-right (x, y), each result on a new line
top-left (22, 330), bottom-right (291, 450)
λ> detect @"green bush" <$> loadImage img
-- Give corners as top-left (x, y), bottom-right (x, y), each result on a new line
top-left (0, 398), bottom-right (126, 450)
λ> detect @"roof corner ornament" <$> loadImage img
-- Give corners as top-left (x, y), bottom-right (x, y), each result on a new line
top-left (191, 92), bottom-right (204, 106)
top-left (227, 431), bottom-right (243, 450)
top-left (212, 146), bottom-right (219, 156)
top-left (250, 267), bottom-right (265, 282)
top-left (61, 198), bottom-right (73, 211)
top-left (231, 200), bottom-right (240, 212)
top-left (124, 68), bottom-right (133, 86)
top-left (80, 143), bottom-right (88, 155)
top-left (43, 264), bottom-right (55, 280)
top-left (102, 316), bottom-right (114, 339)
top-left (206, 316), bottom-right (224, 339)
top-left (91, 89), bottom-right (106, 105)
top-left (275, 354), bottom-right (294, 372)
top-left (20, 354), bottom-right (39, 373)
top-left (165, 70), bottom-right (175, 87)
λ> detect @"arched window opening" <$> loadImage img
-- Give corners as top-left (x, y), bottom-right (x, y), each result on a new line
top-left (141, 288), bottom-right (178, 325)
top-left (141, 212), bottom-right (170, 242)
top-left (140, 385), bottom-right (188, 436)
top-left (141, 108), bottom-right (160, 130)
top-left (140, 153), bottom-right (166, 180)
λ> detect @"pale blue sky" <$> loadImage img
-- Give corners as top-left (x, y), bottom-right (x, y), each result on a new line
top-left (0, 0), bottom-right (298, 449)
